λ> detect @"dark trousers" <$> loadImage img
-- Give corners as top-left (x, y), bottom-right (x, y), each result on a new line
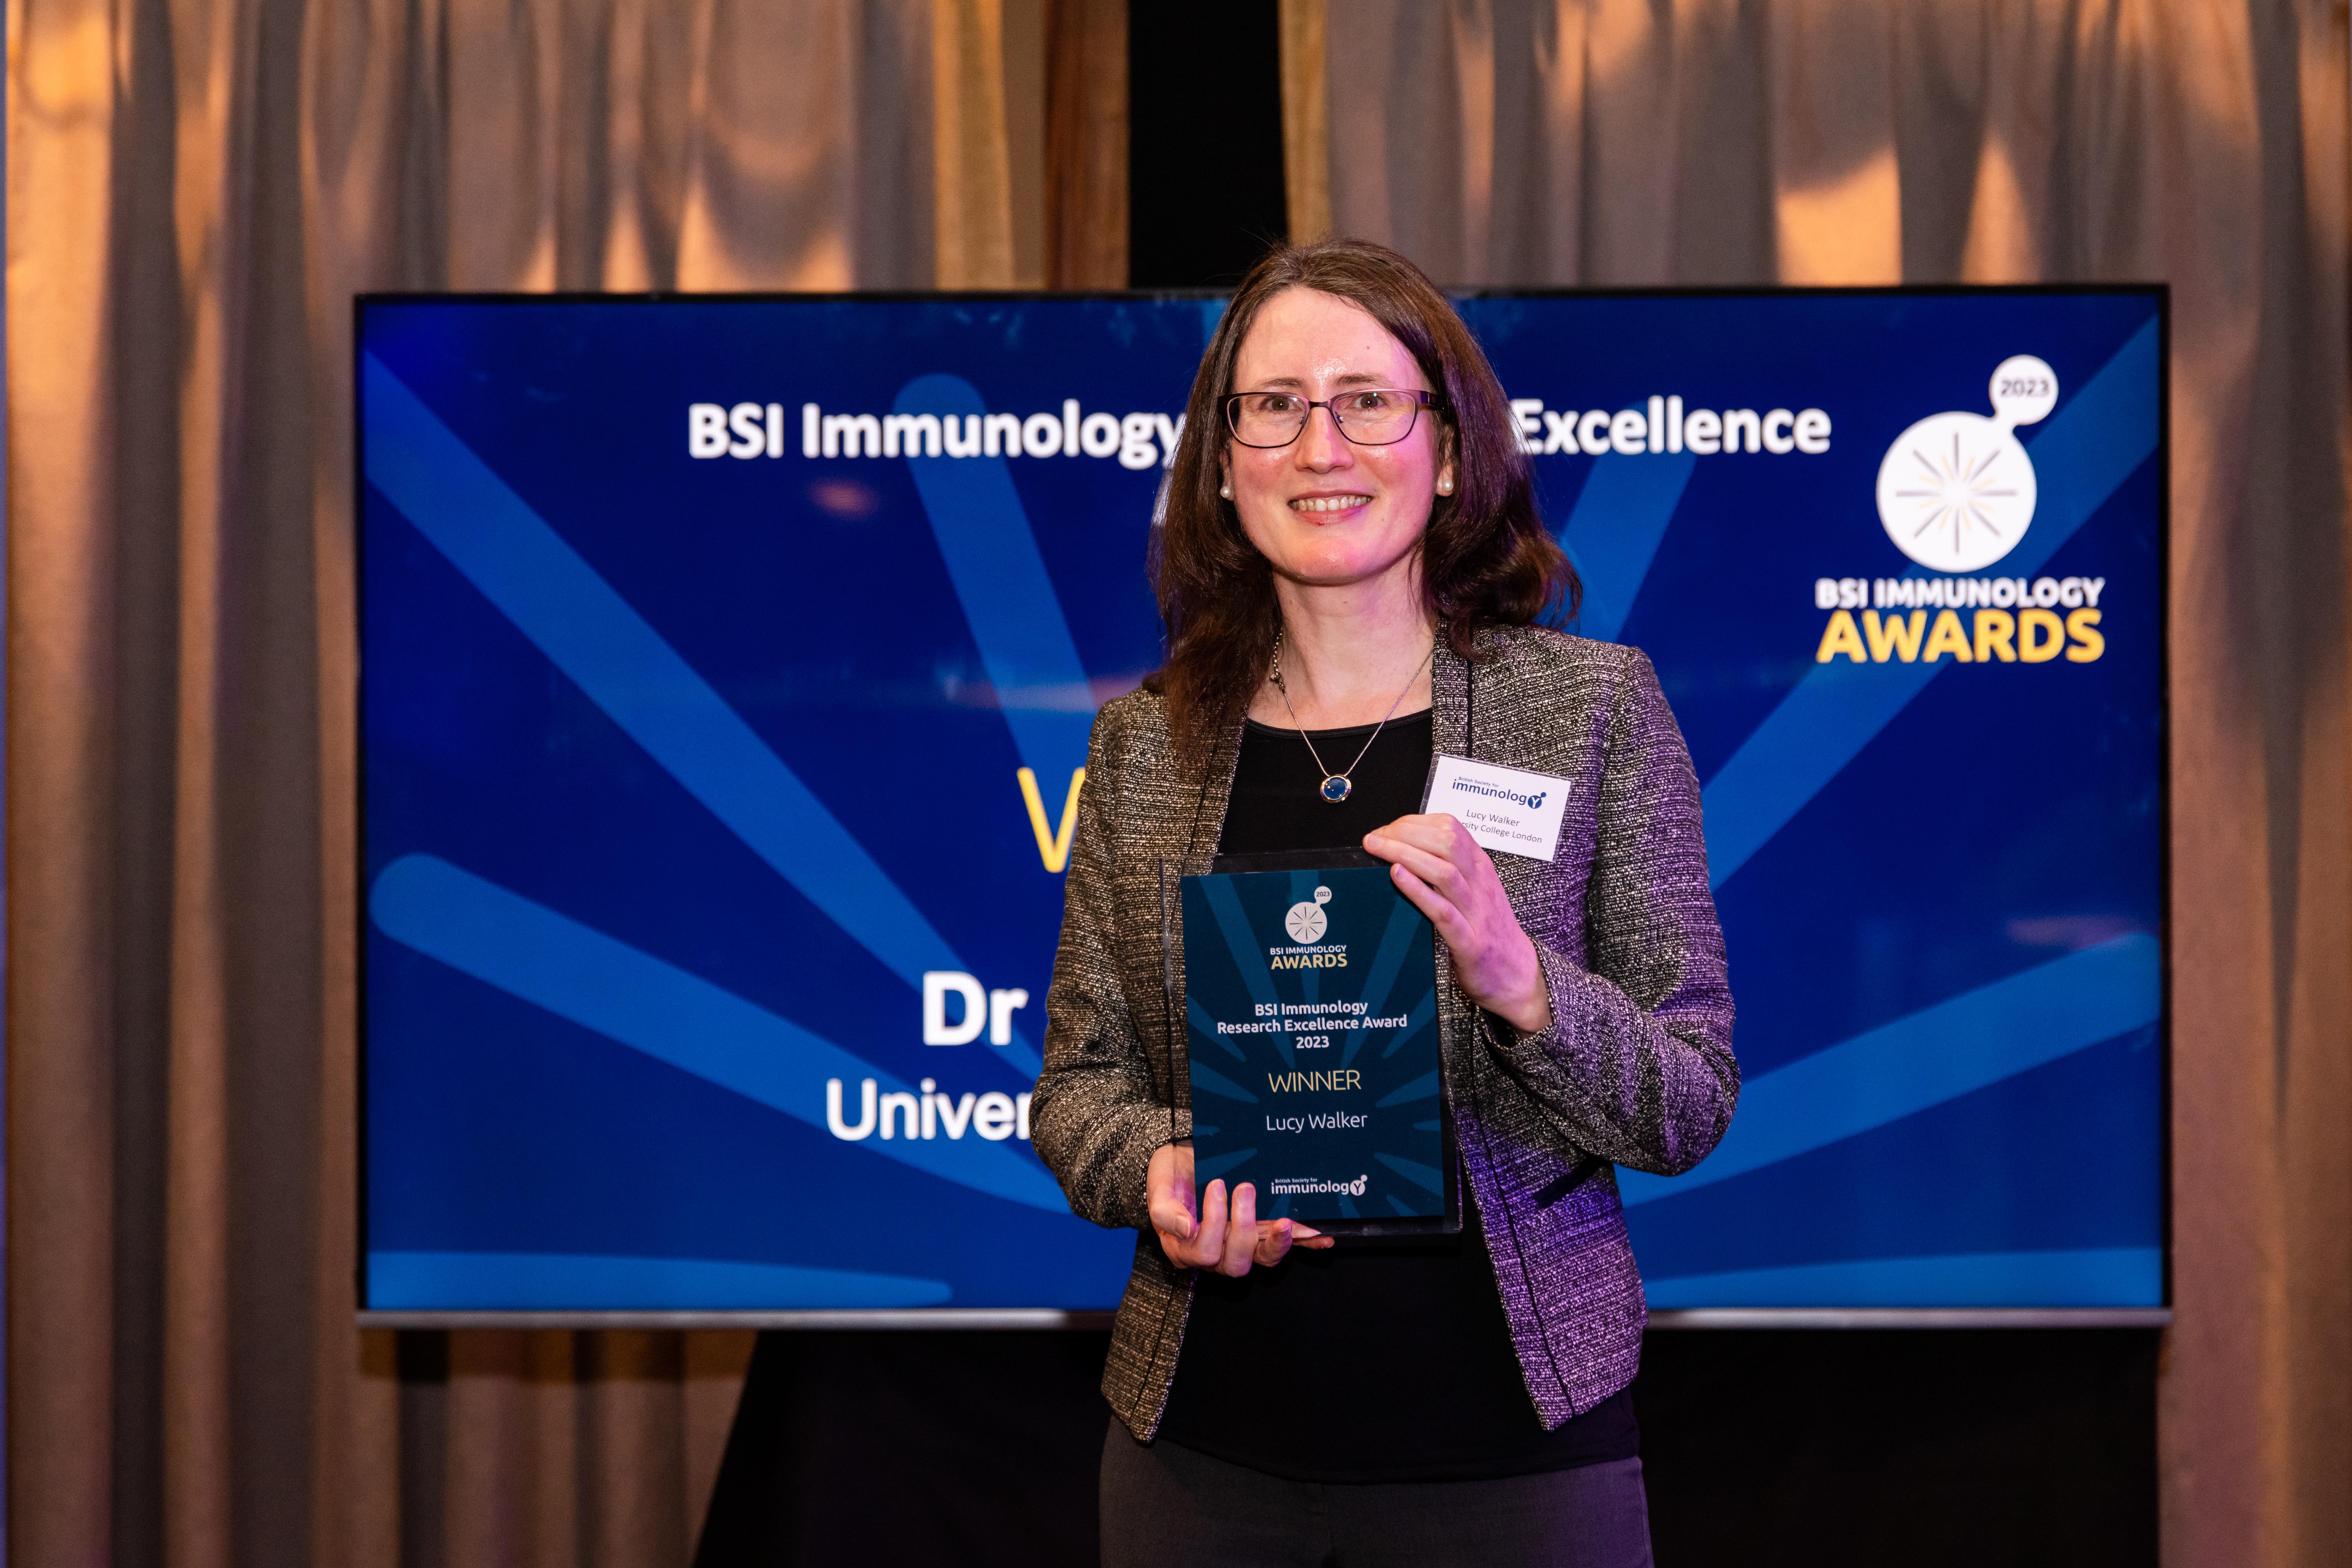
top-left (1099, 1427), bottom-right (1655, 1568)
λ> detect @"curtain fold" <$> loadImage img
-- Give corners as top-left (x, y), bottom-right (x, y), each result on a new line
top-left (1278, 0), bottom-right (1329, 246)
top-left (1319, 4), bottom-right (2351, 1565)
top-left (1043, 0), bottom-right (1122, 287)
top-left (9, 2), bottom-right (1010, 1563)
top-left (933, 0), bottom-right (1015, 288)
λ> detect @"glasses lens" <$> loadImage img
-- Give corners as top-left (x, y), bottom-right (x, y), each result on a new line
top-left (1334, 390), bottom-right (1418, 445)
top-left (1225, 390), bottom-right (1429, 447)
top-left (1230, 392), bottom-right (1308, 446)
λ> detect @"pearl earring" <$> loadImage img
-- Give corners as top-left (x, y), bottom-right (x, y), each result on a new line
top-left (1220, 483), bottom-right (1232, 498)
top-left (1437, 475), bottom-right (1454, 495)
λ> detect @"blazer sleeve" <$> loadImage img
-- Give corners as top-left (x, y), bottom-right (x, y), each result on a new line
top-left (1029, 706), bottom-right (1186, 1232)
top-left (1483, 647), bottom-right (1739, 1176)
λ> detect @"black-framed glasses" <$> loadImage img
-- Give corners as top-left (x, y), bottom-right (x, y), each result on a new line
top-left (1223, 388), bottom-right (1445, 448)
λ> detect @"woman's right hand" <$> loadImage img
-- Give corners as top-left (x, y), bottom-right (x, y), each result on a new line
top-left (1147, 1139), bottom-right (1334, 1275)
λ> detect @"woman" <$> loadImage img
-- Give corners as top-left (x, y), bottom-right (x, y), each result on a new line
top-left (1030, 239), bottom-right (1736, 1567)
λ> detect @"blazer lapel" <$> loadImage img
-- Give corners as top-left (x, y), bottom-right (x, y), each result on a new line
top-left (1180, 717), bottom-right (1246, 871)
top-left (1432, 629), bottom-right (1473, 764)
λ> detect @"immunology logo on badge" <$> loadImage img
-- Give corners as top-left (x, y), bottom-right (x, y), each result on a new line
top-left (1446, 777), bottom-right (1547, 812)
top-left (1875, 356), bottom-right (2058, 573)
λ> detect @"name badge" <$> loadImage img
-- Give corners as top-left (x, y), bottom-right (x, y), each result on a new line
top-left (1422, 754), bottom-right (1571, 862)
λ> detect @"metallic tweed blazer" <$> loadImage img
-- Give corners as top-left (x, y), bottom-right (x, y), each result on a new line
top-left (1030, 623), bottom-right (1737, 1441)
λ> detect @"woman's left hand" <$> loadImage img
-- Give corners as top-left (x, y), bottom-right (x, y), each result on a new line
top-left (1364, 814), bottom-right (1554, 1034)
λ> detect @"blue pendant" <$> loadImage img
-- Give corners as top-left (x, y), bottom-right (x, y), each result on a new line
top-left (1319, 776), bottom-right (1352, 803)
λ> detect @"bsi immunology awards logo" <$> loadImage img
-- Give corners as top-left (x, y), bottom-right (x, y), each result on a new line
top-left (1284, 885), bottom-right (1333, 945)
top-left (1809, 350), bottom-right (2108, 670)
top-left (1267, 883), bottom-right (1347, 972)
top-left (1875, 356), bottom-right (2057, 573)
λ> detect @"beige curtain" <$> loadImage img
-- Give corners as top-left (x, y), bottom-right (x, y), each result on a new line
top-left (1305, 3), bottom-right (2352, 1564)
top-left (6, 0), bottom-right (1032, 1563)
top-left (1045, 0), bottom-right (1125, 288)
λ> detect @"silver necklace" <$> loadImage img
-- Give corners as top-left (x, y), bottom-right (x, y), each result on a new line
top-left (1270, 629), bottom-right (1437, 803)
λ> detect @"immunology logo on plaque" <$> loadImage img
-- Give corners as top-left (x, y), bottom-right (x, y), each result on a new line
top-left (1179, 857), bottom-right (1452, 1230)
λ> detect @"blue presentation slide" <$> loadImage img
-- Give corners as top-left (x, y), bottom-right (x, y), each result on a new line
top-left (359, 288), bottom-right (2164, 1311)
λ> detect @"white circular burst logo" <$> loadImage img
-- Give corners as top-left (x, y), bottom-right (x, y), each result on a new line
top-left (1875, 356), bottom-right (2058, 573)
top-left (1284, 886), bottom-right (1333, 944)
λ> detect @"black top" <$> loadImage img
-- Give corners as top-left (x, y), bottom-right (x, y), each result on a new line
top-left (1155, 710), bottom-right (1638, 1483)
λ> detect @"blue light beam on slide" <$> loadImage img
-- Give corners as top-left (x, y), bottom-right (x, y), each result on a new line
top-left (369, 1250), bottom-right (953, 1310)
top-left (1645, 1247), bottom-right (2161, 1309)
top-left (1557, 447), bottom-right (1698, 644)
top-left (895, 376), bottom-right (1095, 777)
top-left (360, 355), bottom-right (1041, 1076)
top-left (369, 853), bottom-right (1069, 1212)
top-left (1700, 318), bottom-right (2161, 889)
top-left (1341, 897), bottom-right (1431, 1070)
top-left (1617, 932), bottom-right (2159, 1207)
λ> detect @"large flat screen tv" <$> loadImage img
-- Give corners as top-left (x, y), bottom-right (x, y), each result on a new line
top-left (358, 287), bottom-right (2165, 1316)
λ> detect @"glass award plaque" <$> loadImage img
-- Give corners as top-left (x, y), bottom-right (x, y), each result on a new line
top-left (1176, 849), bottom-right (1457, 1235)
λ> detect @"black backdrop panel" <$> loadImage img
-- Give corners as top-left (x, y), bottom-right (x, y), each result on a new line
top-left (1127, 0), bottom-right (1288, 288)
top-left (690, 1329), bottom-right (2157, 1566)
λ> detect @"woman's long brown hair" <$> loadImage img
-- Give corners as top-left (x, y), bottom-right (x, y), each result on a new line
top-left (1148, 238), bottom-right (1579, 762)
